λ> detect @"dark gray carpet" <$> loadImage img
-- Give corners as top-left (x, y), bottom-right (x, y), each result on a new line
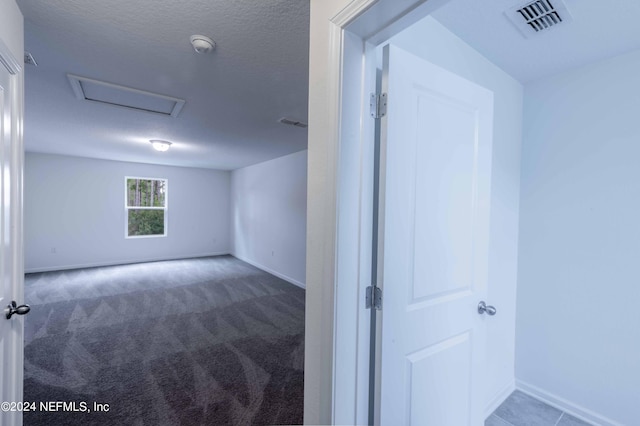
top-left (23, 255), bottom-right (305, 426)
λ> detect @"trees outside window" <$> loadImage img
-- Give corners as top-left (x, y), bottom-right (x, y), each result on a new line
top-left (125, 177), bottom-right (167, 237)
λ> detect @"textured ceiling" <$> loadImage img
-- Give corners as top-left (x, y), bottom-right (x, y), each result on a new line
top-left (17, 0), bottom-right (309, 170)
top-left (432, 0), bottom-right (640, 83)
top-left (18, 0), bottom-right (640, 169)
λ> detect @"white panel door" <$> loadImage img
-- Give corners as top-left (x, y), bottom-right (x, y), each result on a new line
top-left (377, 45), bottom-right (494, 426)
top-left (0, 37), bottom-right (25, 426)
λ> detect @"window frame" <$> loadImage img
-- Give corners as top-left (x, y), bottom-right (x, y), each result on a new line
top-left (124, 176), bottom-right (169, 239)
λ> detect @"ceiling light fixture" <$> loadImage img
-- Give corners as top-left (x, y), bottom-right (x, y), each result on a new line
top-left (150, 140), bottom-right (172, 152)
top-left (190, 35), bottom-right (216, 54)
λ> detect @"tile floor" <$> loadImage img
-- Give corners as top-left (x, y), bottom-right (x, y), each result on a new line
top-left (486, 390), bottom-right (593, 426)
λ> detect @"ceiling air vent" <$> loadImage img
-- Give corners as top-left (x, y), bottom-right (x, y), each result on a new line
top-left (67, 74), bottom-right (185, 117)
top-left (506, 0), bottom-right (573, 38)
top-left (279, 117), bottom-right (308, 128)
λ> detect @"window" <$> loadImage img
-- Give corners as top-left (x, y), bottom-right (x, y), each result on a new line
top-left (125, 177), bottom-right (168, 237)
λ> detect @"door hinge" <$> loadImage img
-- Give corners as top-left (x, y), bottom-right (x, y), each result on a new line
top-left (366, 285), bottom-right (382, 310)
top-left (370, 93), bottom-right (387, 119)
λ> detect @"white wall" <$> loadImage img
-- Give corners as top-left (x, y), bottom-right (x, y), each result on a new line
top-left (517, 49), bottom-right (640, 426)
top-left (390, 16), bottom-right (523, 414)
top-left (231, 150), bottom-right (307, 287)
top-left (25, 153), bottom-right (230, 272)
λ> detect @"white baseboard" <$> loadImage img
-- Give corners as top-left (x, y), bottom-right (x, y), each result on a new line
top-left (485, 379), bottom-right (515, 419)
top-left (516, 380), bottom-right (622, 426)
top-left (25, 252), bottom-right (231, 274)
top-left (230, 254), bottom-right (305, 289)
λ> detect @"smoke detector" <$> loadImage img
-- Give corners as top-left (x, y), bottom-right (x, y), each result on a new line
top-left (190, 35), bottom-right (216, 54)
top-left (505, 0), bottom-right (573, 38)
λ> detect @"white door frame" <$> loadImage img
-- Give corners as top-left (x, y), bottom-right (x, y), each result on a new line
top-left (0, 34), bottom-right (25, 426)
top-left (315, 0), bottom-right (454, 424)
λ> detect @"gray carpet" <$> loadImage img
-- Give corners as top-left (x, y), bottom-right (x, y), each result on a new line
top-left (23, 255), bottom-right (305, 425)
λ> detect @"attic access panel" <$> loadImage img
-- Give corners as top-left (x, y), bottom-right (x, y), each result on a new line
top-left (67, 74), bottom-right (185, 117)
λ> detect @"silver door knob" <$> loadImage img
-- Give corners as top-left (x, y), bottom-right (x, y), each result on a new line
top-left (478, 301), bottom-right (496, 316)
